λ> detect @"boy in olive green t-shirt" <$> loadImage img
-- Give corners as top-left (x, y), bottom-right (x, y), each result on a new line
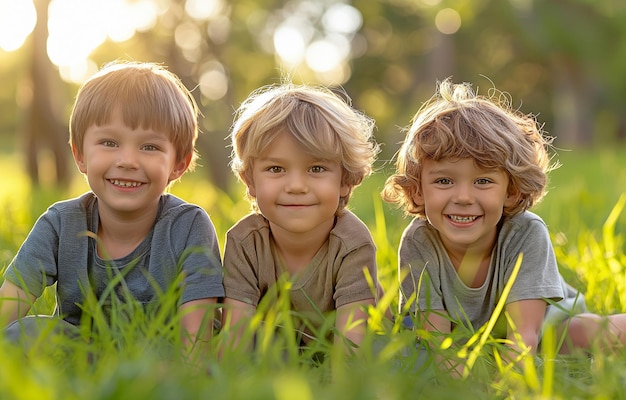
top-left (222, 83), bottom-right (380, 352)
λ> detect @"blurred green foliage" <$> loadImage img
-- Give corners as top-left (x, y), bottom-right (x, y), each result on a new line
top-left (1, 0), bottom-right (625, 190)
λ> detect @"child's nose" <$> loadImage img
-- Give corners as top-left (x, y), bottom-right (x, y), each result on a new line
top-left (452, 183), bottom-right (473, 204)
top-left (116, 147), bottom-right (139, 169)
top-left (285, 171), bottom-right (308, 193)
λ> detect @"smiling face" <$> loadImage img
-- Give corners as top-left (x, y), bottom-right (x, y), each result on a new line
top-left (414, 157), bottom-right (516, 257)
top-left (72, 109), bottom-right (189, 220)
top-left (247, 131), bottom-right (350, 241)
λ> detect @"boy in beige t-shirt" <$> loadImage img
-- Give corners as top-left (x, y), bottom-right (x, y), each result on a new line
top-left (222, 83), bottom-right (380, 352)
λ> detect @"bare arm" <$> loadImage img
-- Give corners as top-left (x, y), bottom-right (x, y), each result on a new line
top-left (335, 299), bottom-right (374, 350)
top-left (420, 309), bottom-right (451, 335)
top-left (220, 297), bottom-right (256, 353)
top-left (0, 280), bottom-right (34, 325)
top-left (417, 309), bottom-right (467, 376)
top-left (504, 299), bottom-right (546, 362)
top-left (179, 298), bottom-right (217, 359)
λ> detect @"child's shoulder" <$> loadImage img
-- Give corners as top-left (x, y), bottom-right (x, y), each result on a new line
top-left (156, 194), bottom-right (215, 232)
top-left (331, 210), bottom-right (374, 246)
top-left (399, 218), bottom-right (441, 252)
top-left (334, 209), bottom-right (369, 230)
top-left (227, 213), bottom-right (269, 239)
top-left (159, 193), bottom-right (206, 216)
top-left (401, 217), bottom-right (432, 238)
top-left (45, 192), bottom-right (96, 214)
top-left (499, 211), bottom-right (550, 241)
top-left (505, 211), bottom-right (547, 229)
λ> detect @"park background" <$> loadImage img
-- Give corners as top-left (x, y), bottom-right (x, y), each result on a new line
top-left (2, 0), bottom-right (626, 399)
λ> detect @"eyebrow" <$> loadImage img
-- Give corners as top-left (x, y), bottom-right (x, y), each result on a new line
top-left (91, 127), bottom-right (170, 141)
top-left (255, 155), bottom-right (287, 163)
top-left (424, 165), bottom-right (502, 176)
top-left (423, 166), bottom-right (452, 176)
top-left (140, 132), bottom-right (171, 142)
top-left (256, 154), bottom-right (334, 163)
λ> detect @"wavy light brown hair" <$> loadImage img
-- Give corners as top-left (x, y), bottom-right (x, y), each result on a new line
top-left (382, 78), bottom-right (557, 219)
top-left (230, 83), bottom-right (379, 213)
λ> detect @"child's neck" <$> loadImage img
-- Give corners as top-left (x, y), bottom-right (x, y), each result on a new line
top-left (448, 244), bottom-right (493, 288)
top-left (96, 208), bottom-right (157, 260)
top-left (271, 230), bottom-right (328, 276)
top-left (278, 249), bottom-right (314, 275)
top-left (454, 248), bottom-right (491, 288)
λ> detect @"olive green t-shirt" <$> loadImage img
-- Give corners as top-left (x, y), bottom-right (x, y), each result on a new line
top-left (223, 210), bottom-right (377, 341)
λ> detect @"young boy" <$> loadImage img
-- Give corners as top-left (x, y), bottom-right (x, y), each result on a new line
top-left (0, 61), bottom-right (224, 355)
top-left (221, 83), bottom-right (380, 352)
top-left (382, 78), bottom-right (626, 373)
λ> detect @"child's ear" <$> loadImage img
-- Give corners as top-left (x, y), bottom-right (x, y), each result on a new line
top-left (247, 186), bottom-right (256, 198)
top-left (340, 184), bottom-right (351, 198)
top-left (71, 145), bottom-right (87, 174)
top-left (505, 188), bottom-right (521, 207)
top-left (240, 173), bottom-right (256, 198)
top-left (412, 189), bottom-right (424, 206)
top-left (169, 153), bottom-right (192, 182)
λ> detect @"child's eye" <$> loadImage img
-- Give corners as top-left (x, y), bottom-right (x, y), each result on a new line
top-left (310, 166), bottom-right (326, 173)
top-left (475, 178), bottom-right (492, 185)
top-left (142, 144), bottom-right (159, 151)
top-left (102, 140), bottom-right (117, 147)
top-left (267, 166), bottom-right (284, 173)
top-left (434, 178), bottom-right (452, 185)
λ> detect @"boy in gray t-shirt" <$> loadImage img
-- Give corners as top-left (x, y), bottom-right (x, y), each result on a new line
top-left (382, 78), bottom-right (626, 375)
top-left (0, 62), bottom-right (224, 356)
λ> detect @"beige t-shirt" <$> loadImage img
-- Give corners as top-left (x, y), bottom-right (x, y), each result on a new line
top-left (223, 210), bottom-right (377, 340)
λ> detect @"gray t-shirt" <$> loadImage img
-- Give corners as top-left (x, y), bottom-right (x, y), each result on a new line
top-left (3, 192), bottom-right (224, 325)
top-left (399, 211), bottom-right (574, 338)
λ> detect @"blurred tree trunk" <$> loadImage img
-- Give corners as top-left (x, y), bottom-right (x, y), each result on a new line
top-left (24, 0), bottom-right (69, 187)
top-left (158, 5), bottom-right (234, 191)
top-left (427, 31), bottom-right (455, 83)
top-left (163, 40), bottom-right (231, 191)
top-left (551, 57), bottom-right (593, 147)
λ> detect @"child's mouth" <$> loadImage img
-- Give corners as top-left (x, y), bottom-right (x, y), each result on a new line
top-left (109, 179), bottom-right (143, 188)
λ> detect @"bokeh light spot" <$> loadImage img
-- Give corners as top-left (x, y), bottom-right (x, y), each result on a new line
top-left (435, 8), bottom-right (461, 35)
top-left (0, 0), bottom-right (36, 52)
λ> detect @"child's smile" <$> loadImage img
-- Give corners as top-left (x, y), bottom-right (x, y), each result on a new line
top-left (74, 109), bottom-right (186, 219)
top-left (108, 179), bottom-right (144, 188)
top-left (416, 157), bottom-right (514, 256)
top-left (248, 131), bottom-right (349, 240)
top-left (447, 214), bottom-right (480, 224)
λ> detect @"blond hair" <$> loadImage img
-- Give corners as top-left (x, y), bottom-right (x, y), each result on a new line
top-left (382, 78), bottom-right (556, 218)
top-left (69, 61), bottom-right (199, 171)
top-left (230, 83), bottom-right (379, 212)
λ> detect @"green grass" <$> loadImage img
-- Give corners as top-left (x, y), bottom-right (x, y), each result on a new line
top-left (2, 147), bottom-right (626, 399)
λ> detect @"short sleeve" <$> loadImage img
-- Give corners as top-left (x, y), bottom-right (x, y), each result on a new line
top-left (222, 229), bottom-right (263, 306)
top-left (169, 207), bottom-right (225, 303)
top-left (333, 242), bottom-right (377, 308)
top-left (3, 210), bottom-right (61, 297)
top-left (398, 218), bottom-right (446, 313)
top-left (502, 217), bottom-right (564, 304)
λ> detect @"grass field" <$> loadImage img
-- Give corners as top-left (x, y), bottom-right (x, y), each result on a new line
top-left (2, 146), bottom-right (626, 399)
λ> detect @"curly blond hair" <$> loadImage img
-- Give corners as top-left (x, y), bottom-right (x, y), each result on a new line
top-left (382, 78), bottom-right (557, 218)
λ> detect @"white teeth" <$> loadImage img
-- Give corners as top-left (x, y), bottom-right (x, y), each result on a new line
top-left (449, 215), bottom-right (477, 223)
top-left (110, 179), bottom-right (141, 187)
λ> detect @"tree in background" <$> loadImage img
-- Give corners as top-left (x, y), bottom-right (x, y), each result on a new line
top-left (0, 0), bottom-right (624, 189)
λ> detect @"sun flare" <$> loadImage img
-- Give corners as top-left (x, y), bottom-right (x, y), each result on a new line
top-left (1, 0), bottom-right (161, 83)
top-left (0, 0), bottom-right (37, 52)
